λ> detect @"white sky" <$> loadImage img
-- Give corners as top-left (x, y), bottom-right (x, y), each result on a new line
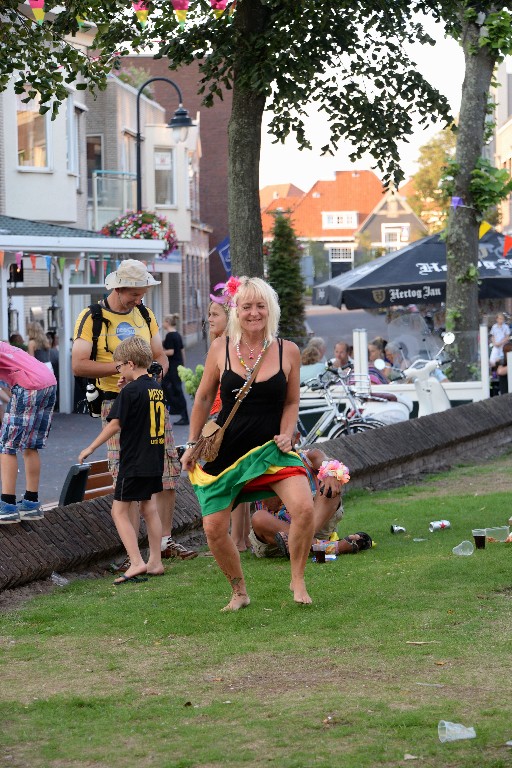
top-left (259, 18), bottom-right (465, 191)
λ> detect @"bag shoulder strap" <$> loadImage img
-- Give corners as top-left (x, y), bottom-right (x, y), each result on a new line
top-left (137, 302), bottom-right (152, 331)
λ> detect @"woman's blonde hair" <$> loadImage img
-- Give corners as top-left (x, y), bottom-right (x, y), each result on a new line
top-left (227, 277), bottom-right (280, 345)
top-left (113, 336), bottom-right (153, 368)
top-left (301, 344), bottom-right (322, 365)
top-left (27, 321), bottom-right (49, 350)
top-left (208, 300), bottom-right (229, 343)
top-left (163, 313), bottom-right (180, 327)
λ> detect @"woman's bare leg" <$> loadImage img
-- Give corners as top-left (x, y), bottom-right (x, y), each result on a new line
top-left (271, 475), bottom-right (315, 604)
top-left (203, 506), bottom-right (250, 611)
top-left (140, 496), bottom-right (164, 575)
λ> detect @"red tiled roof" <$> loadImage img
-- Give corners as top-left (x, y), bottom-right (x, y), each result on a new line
top-left (259, 183), bottom-right (305, 209)
top-left (261, 197), bottom-right (301, 239)
top-left (399, 178), bottom-right (416, 198)
top-left (290, 170), bottom-right (385, 239)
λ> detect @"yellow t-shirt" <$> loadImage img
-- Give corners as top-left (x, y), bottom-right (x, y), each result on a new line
top-left (73, 302), bottom-right (159, 393)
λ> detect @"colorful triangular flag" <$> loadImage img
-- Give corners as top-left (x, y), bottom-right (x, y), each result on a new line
top-left (30, 254), bottom-right (37, 270)
top-left (478, 221), bottom-right (492, 239)
top-left (15, 252), bottom-right (22, 269)
top-left (0, 251), bottom-right (4, 268)
top-left (171, 0), bottom-right (189, 27)
top-left (504, 235), bottom-right (512, 257)
top-left (28, 0), bottom-right (45, 25)
top-left (211, 0), bottom-right (228, 18)
top-left (45, 255), bottom-right (52, 272)
top-left (450, 196), bottom-right (463, 209)
top-left (132, 1), bottom-right (149, 27)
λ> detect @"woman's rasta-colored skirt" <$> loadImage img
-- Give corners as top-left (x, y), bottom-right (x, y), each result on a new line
top-left (188, 440), bottom-right (307, 517)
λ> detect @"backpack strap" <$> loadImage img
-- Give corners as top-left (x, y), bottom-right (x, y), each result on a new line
top-left (88, 303), bottom-right (110, 361)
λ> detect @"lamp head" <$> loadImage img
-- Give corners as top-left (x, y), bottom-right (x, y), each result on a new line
top-left (168, 104), bottom-right (194, 143)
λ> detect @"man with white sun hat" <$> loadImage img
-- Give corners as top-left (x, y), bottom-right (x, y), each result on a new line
top-left (72, 259), bottom-right (197, 563)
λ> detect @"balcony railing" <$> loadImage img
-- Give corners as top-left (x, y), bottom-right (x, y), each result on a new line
top-left (88, 171), bottom-right (137, 231)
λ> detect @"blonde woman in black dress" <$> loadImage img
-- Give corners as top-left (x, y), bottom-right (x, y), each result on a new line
top-left (181, 277), bottom-right (315, 610)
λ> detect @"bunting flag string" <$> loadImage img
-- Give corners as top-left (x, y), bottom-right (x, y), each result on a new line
top-left (171, 0), bottom-right (189, 27)
top-left (28, 0), bottom-right (45, 25)
top-left (132, 1), bottom-right (149, 27)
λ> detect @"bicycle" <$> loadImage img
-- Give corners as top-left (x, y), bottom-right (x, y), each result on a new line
top-left (297, 367), bottom-right (388, 447)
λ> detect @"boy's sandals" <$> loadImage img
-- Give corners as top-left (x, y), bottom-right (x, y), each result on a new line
top-left (274, 531), bottom-right (290, 559)
top-left (343, 531), bottom-right (373, 553)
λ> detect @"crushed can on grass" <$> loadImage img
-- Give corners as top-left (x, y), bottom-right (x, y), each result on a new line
top-left (429, 520), bottom-right (451, 532)
top-left (390, 525), bottom-right (406, 534)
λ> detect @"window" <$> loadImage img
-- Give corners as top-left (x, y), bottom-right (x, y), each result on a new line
top-left (381, 223), bottom-right (410, 251)
top-left (66, 96), bottom-right (79, 175)
top-left (87, 135), bottom-right (103, 199)
top-left (329, 247), bottom-right (353, 262)
top-left (322, 211), bottom-right (357, 229)
top-left (16, 90), bottom-right (50, 168)
top-left (154, 149), bottom-right (175, 206)
top-left (188, 153), bottom-right (200, 219)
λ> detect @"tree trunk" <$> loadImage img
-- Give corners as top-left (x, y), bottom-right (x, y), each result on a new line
top-left (228, 0), bottom-right (269, 277)
top-left (445, 11), bottom-right (495, 379)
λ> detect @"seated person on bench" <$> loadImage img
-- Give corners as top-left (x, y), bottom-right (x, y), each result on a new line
top-left (249, 444), bottom-right (372, 558)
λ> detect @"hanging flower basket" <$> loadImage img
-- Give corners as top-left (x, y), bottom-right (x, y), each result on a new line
top-left (100, 211), bottom-right (178, 257)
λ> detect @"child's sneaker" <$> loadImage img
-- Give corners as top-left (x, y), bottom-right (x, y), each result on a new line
top-left (0, 500), bottom-right (21, 524)
top-left (17, 499), bottom-right (44, 521)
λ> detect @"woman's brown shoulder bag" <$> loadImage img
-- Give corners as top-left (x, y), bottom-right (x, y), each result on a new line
top-left (188, 344), bottom-right (268, 464)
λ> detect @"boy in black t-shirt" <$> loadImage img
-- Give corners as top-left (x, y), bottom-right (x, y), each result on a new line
top-left (78, 337), bottom-right (165, 584)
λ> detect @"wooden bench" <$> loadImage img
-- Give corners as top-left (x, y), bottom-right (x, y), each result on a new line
top-left (58, 460), bottom-right (114, 506)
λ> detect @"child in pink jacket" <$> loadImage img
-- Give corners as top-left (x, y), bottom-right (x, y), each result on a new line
top-left (0, 341), bottom-right (57, 524)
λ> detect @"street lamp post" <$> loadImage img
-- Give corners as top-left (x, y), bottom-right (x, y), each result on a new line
top-left (135, 77), bottom-right (194, 212)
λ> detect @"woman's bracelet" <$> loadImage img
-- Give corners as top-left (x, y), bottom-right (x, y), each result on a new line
top-left (185, 441), bottom-right (197, 449)
top-left (317, 460), bottom-right (351, 484)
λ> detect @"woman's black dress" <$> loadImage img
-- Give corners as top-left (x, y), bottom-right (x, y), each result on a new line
top-left (203, 339), bottom-right (286, 476)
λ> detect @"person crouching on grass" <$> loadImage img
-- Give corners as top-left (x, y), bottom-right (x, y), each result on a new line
top-left (78, 337), bottom-right (165, 585)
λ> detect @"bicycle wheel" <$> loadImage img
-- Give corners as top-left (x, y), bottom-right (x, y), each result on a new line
top-left (328, 418), bottom-right (387, 438)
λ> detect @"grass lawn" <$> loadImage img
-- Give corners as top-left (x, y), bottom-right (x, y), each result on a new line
top-left (1, 460), bottom-right (511, 767)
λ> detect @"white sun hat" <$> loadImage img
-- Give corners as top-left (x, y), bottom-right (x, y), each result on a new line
top-left (105, 259), bottom-right (161, 289)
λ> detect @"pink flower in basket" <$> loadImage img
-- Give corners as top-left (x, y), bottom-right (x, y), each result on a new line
top-left (317, 460), bottom-right (350, 484)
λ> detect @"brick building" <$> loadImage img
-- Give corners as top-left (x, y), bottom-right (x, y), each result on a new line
top-left (123, 56), bottom-right (232, 288)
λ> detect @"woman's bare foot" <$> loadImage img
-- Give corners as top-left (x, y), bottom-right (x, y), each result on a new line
top-left (221, 593), bottom-right (251, 612)
top-left (290, 580), bottom-right (312, 604)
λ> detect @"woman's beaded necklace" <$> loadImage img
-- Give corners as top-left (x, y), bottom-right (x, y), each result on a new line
top-left (236, 337), bottom-right (269, 379)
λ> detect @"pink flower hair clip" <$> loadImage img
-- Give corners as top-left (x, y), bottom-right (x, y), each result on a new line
top-left (317, 460), bottom-right (350, 484)
top-left (210, 275), bottom-right (241, 309)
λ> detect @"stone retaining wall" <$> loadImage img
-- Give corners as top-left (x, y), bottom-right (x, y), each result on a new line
top-left (1, 394), bottom-right (511, 591)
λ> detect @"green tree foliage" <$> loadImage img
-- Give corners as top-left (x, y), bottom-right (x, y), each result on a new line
top-left (407, 128), bottom-right (457, 233)
top-left (0, 0), bottom-right (454, 277)
top-left (267, 213), bottom-right (307, 347)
